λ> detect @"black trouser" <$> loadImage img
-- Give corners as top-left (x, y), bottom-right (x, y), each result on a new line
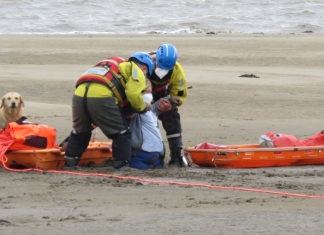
top-left (158, 108), bottom-right (183, 159)
top-left (64, 90), bottom-right (131, 166)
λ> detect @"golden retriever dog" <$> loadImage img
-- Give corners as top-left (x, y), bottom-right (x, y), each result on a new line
top-left (0, 92), bottom-right (24, 129)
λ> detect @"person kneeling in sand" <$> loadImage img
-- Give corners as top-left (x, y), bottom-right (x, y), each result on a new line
top-left (147, 44), bottom-right (187, 167)
top-left (62, 52), bottom-right (154, 171)
top-left (129, 79), bottom-right (181, 170)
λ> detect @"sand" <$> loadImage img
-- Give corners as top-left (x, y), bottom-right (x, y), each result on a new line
top-left (1, 33), bottom-right (324, 234)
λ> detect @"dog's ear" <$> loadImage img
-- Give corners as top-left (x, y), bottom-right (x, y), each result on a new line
top-left (20, 96), bottom-right (25, 107)
top-left (0, 96), bottom-right (5, 108)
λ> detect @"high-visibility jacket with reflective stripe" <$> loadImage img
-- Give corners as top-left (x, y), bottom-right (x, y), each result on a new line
top-left (149, 52), bottom-right (187, 105)
top-left (75, 58), bottom-right (147, 112)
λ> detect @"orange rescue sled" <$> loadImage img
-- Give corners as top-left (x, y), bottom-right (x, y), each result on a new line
top-left (185, 144), bottom-right (324, 168)
top-left (4, 142), bottom-right (112, 170)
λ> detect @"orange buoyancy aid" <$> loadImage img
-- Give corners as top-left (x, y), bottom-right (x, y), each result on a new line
top-left (0, 119), bottom-right (58, 151)
top-left (76, 57), bottom-right (129, 107)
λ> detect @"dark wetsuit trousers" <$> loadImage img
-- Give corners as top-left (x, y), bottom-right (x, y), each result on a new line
top-left (64, 94), bottom-right (131, 166)
top-left (158, 108), bottom-right (183, 159)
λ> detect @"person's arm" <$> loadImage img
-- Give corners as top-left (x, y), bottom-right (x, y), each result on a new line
top-left (150, 101), bottom-right (160, 116)
top-left (151, 97), bottom-right (181, 116)
top-left (120, 62), bottom-right (148, 113)
top-left (168, 62), bottom-right (187, 106)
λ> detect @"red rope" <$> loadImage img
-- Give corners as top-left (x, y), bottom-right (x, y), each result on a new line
top-left (0, 138), bottom-right (15, 168)
top-left (1, 135), bottom-right (324, 199)
top-left (1, 153), bottom-right (324, 199)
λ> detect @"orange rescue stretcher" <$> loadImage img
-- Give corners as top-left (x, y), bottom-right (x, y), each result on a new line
top-left (184, 144), bottom-right (324, 168)
top-left (4, 142), bottom-right (113, 170)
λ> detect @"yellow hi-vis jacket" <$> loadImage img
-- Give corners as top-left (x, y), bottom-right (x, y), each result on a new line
top-left (148, 52), bottom-right (188, 106)
top-left (75, 61), bottom-right (147, 112)
top-left (167, 62), bottom-right (187, 105)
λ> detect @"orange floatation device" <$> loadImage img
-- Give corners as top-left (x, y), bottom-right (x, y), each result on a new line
top-left (0, 120), bottom-right (112, 170)
top-left (184, 131), bottom-right (324, 168)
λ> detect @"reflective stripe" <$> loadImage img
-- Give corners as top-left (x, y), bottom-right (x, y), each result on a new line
top-left (167, 133), bottom-right (181, 139)
top-left (179, 78), bottom-right (184, 89)
top-left (119, 129), bottom-right (128, 135)
top-left (84, 67), bottom-right (109, 76)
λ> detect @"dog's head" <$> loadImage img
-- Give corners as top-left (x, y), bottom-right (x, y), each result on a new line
top-left (0, 92), bottom-right (25, 110)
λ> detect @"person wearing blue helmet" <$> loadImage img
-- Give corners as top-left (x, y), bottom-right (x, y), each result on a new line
top-left (61, 52), bottom-right (153, 171)
top-left (148, 44), bottom-right (188, 167)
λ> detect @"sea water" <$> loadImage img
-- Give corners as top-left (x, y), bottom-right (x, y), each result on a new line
top-left (1, 0), bottom-right (323, 34)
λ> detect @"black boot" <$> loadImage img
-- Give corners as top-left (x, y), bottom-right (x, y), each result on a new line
top-left (61, 131), bottom-right (91, 170)
top-left (111, 132), bottom-right (131, 170)
top-left (64, 156), bottom-right (80, 166)
top-left (167, 137), bottom-right (183, 167)
top-left (168, 148), bottom-right (183, 167)
top-left (61, 156), bottom-right (81, 171)
top-left (113, 160), bottom-right (130, 171)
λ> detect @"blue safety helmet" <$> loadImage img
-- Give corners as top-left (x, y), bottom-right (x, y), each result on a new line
top-left (156, 44), bottom-right (178, 70)
top-left (129, 52), bottom-right (154, 77)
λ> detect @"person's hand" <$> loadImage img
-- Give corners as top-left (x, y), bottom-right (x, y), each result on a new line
top-left (126, 113), bottom-right (136, 119)
top-left (145, 103), bottom-right (151, 111)
top-left (170, 96), bottom-right (183, 106)
top-left (157, 98), bottom-right (172, 112)
top-left (91, 123), bottom-right (97, 129)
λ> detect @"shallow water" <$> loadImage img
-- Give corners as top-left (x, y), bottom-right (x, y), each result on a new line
top-left (1, 0), bottom-right (323, 34)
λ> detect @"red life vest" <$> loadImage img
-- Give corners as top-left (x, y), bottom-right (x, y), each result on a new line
top-left (76, 57), bottom-right (129, 107)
